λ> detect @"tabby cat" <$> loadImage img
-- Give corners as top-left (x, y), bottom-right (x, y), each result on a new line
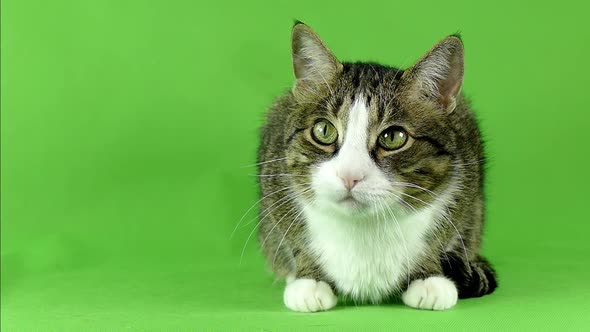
top-left (257, 22), bottom-right (496, 312)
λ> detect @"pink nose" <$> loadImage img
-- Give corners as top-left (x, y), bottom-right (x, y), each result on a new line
top-left (340, 175), bottom-right (364, 190)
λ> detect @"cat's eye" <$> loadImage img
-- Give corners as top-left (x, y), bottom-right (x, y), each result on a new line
top-left (378, 127), bottom-right (408, 151)
top-left (312, 119), bottom-right (338, 145)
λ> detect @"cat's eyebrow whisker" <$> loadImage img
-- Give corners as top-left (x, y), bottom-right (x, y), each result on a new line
top-left (240, 157), bottom-right (288, 168)
top-left (385, 54), bottom-right (413, 112)
top-left (306, 66), bottom-right (334, 95)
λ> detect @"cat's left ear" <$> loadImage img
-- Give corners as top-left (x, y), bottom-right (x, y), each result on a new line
top-left (401, 35), bottom-right (464, 114)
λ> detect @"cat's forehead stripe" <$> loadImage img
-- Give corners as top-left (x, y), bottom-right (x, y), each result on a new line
top-left (347, 95), bottom-right (367, 131)
top-left (340, 95), bottom-right (370, 153)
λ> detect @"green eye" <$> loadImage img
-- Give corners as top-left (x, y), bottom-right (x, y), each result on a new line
top-left (378, 127), bottom-right (408, 151)
top-left (312, 119), bottom-right (338, 145)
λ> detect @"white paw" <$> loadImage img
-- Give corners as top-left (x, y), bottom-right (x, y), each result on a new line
top-left (402, 276), bottom-right (458, 310)
top-left (283, 278), bottom-right (338, 312)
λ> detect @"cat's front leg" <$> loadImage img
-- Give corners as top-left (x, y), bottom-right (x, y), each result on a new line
top-left (402, 261), bottom-right (459, 310)
top-left (283, 276), bottom-right (338, 312)
top-left (281, 248), bottom-right (338, 313)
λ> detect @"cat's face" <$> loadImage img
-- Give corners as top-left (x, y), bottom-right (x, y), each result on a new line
top-left (285, 24), bottom-right (465, 217)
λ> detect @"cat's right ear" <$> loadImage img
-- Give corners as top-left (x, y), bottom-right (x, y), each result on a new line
top-left (291, 22), bottom-right (343, 101)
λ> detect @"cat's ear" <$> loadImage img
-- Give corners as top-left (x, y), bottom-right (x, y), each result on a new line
top-left (291, 22), bottom-right (343, 101)
top-left (402, 35), bottom-right (464, 114)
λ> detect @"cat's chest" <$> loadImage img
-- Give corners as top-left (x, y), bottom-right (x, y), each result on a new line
top-left (304, 207), bottom-right (437, 303)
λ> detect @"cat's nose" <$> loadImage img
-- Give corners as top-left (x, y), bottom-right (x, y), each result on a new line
top-left (339, 174), bottom-right (364, 190)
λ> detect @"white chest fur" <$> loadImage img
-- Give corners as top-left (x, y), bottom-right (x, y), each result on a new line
top-left (304, 205), bottom-right (439, 303)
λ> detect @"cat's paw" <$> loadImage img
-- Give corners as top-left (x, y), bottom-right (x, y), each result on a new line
top-left (402, 276), bottom-right (458, 310)
top-left (283, 278), bottom-right (338, 312)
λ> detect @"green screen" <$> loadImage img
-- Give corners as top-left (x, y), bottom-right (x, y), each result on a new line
top-left (2, 0), bottom-right (590, 330)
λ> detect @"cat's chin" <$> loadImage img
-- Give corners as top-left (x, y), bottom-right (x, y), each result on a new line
top-left (314, 197), bottom-right (374, 217)
top-left (338, 196), bottom-right (366, 211)
top-left (309, 194), bottom-right (403, 219)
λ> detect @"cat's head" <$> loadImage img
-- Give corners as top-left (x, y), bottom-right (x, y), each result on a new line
top-left (284, 23), bottom-right (466, 217)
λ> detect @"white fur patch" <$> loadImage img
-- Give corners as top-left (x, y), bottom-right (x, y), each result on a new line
top-left (304, 199), bottom-right (444, 303)
top-left (402, 276), bottom-right (458, 310)
top-left (311, 97), bottom-right (390, 207)
top-left (303, 96), bottom-right (458, 303)
top-left (284, 278), bottom-right (338, 312)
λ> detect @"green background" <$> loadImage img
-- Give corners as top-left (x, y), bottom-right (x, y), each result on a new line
top-left (2, 0), bottom-right (590, 330)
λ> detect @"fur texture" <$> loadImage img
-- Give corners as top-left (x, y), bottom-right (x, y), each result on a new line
top-left (257, 22), bottom-right (496, 312)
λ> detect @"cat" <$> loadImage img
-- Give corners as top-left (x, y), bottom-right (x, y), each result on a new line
top-left (256, 22), bottom-right (497, 312)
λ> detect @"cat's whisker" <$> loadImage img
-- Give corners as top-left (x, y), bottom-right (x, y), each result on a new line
top-left (231, 184), bottom-right (299, 239)
top-left (259, 203), bottom-right (301, 249)
top-left (398, 198), bottom-right (417, 213)
top-left (368, 64), bottom-right (379, 77)
top-left (384, 190), bottom-right (417, 214)
top-left (242, 182), bottom-right (312, 228)
top-left (385, 54), bottom-right (413, 112)
top-left (435, 224), bottom-right (453, 269)
top-left (390, 194), bottom-right (449, 264)
top-left (251, 174), bottom-right (308, 177)
top-left (452, 159), bottom-right (485, 167)
top-left (390, 189), bottom-right (469, 263)
top-left (391, 181), bottom-right (438, 197)
top-left (260, 186), bottom-right (314, 258)
top-left (241, 182), bottom-right (311, 227)
top-left (378, 197), bottom-right (412, 289)
top-left (271, 196), bottom-right (315, 269)
top-left (239, 187), bottom-right (313, 265)
top-left (241, 157), bottom-right (288, 168)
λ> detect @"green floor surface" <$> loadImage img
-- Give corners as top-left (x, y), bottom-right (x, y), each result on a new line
top-left (3, 255), bottom-right (590, 331)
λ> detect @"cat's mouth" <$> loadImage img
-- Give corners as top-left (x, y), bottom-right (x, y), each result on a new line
top-left (338, 194), bottom-right (365, 209)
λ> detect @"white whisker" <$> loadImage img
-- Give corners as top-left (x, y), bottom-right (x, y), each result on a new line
top-left (242, 183), bottom-right (312, 228)
top-left (271, 197), bottom-right (315, 269)
top-left (391, 181), bottom-right (438, 197)
top-left (241, 157), bottom-right (288, 168)
top-left (239, 187), bottom-right (312, 265)
top-left (230, 184), bottom-right (297, 239)
top-left (379, 198), bottom-right (412, 289)
top-left (389, 188), bottom-right (469, 263)
top-left (251, 174), bottom-right (307, 178)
